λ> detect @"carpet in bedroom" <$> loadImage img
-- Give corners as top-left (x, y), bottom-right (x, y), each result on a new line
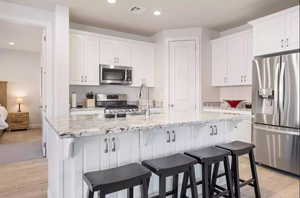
top-left (0, 141), bottom-right (43, 164)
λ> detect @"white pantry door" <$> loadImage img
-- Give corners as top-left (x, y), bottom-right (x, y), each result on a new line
top-left (168, 40), bottom-right (197, 116)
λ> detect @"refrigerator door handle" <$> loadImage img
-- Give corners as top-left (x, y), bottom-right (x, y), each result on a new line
top-left (278, 61), bottom-right (285, 119)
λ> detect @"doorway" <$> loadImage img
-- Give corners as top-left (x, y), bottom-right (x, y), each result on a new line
top-left (168, 40), bottom-right (199, 116)
top-left (0, 19), bottom-right (46, 164)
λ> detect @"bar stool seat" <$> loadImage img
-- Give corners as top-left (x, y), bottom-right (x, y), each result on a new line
top-left (142, 153), bottom-right (198, 198)
top-left (84, 163), bottom-right (151, 198)
top-left (217, 141), bottom-right (255, 155)
top-left (184, 147), bottom-right (234, 198)
top-left (142, 153), bottom-right (197, 175)
top-left (185, 146), bottom-right (230, 163)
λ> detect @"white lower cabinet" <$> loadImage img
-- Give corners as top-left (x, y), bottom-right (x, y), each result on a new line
top-left (232, 118), bottom-right (252, 143)
top-left (61, 122), bottom-right (233, 198)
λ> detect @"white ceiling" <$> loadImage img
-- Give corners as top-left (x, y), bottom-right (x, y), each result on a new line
top-left (3, 0), bottom-right (299, 36)
top-left (0, 19), bottom-right (43, 52)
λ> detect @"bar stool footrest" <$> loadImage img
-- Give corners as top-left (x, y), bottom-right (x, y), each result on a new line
top-left (239, 178), bottom-right (255, 188)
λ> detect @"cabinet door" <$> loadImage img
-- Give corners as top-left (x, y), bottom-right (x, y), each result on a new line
top-left (99, 39), bottom-right (117, 65)
top-left (252, 14), bottom-right (286, 56)
top-left (211, 39), bottom-right (227, 86)
top-left (243, 31), bottom-right (253, 85)
top-left (226, 34), bottom-right (245, 86)
top-left (131, 42), bottom-right (155, 87)
top-left (232, 119), bottom-right (252, 143)
top-left (171, 126), bottom-right (193, 152)
top-left (85, 36), bottom-right (100, 85)
top-left (286, 8), bottom-right (300, 51)
top-left (117, 41), bottom-right (131, 66)
top-left (70, 33), bottom-right (85, 85)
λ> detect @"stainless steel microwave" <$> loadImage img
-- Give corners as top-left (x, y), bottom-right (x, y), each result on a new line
top-left (100, 65), bottom-right (132, 85)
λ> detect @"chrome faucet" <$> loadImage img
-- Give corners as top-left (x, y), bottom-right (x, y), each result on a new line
top-left (138, 82), bottom-right (150, 118)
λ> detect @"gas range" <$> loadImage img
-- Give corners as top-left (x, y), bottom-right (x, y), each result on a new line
top-left (95, 94), bottom-right (139, 118)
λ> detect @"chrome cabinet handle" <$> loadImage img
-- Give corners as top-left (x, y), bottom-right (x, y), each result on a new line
top-left (166, 131), bottom-right (171, 143)
top-left (104, 138), bottom-right (109, 153)
top-left (172, 130), bottom-right (176, 142)
top-left (213, 125), bottom-right (218, 135)
top-left (81, 76), bottom-right (83, 82)
top-left (111, 137), bottom-right (116, 152)
top-left (286, 38), bottom-right (289, 48)
top-left (209, 126), bottom-right (214, 136)
top-left (281, 39), bottom-right (284, 48)
top-left (85, 76), bottom-right (87, 82)
top-left (241, 76), bottom-right (243, 83)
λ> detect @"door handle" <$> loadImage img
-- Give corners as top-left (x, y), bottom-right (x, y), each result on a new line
top-left (166, 131), bottom-right (171, 143)
top-left (209, 126), bottom-right (214, 136)
top-left (213, 125), bottom-right (218, 135)
top-left (241, 76), bottom-right (243, 83)
top-left (281, 39), bottom-right (284, 48)
top-left (172, 130), bottom-right (176, 142)
top-left (104, 138), bottom-right (109, 153)
top-left (111, 137), bottom-right (116, 152)
top-left (286, 38), bottom-right (289, 48)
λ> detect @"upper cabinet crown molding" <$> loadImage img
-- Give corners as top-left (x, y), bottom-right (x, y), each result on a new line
top-left (249, 5), bottom-right (299, 56)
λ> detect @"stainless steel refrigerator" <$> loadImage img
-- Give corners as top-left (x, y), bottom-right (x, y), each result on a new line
top-left (252, 50), bottom-right (300, 175)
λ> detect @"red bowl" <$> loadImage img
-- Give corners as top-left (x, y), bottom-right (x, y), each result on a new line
top-left (225, 100), bottom-right (244, 108)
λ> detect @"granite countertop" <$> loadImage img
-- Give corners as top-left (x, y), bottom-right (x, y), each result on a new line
top-left (46, 112), bottom-right (247, 138)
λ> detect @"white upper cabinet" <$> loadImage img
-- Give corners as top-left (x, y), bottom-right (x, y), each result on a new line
top-left (85, 36), bottom-right (100, 85)
top-left (211, 30), bottom-right (252, 86)
top-left (211, 38), bottom-right (227, 86)
top-left (99, 38), bottom-right (131, 66)
top-left (70, 30), bottom-right (155, 87)
top-left (70, 33), bottom-right (99, 86)
top-left (131, 42), bottom-right (155, 87)
top-left (286, 7), bottom-right (300, 50)
top-left (249, 6), bottom-right (299, 56)
top-left (70, 33), bottom-right (85, 85)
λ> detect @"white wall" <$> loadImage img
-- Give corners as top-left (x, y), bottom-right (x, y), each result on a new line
top-left (0, 1), bottom-right (54, 118)
top-left (0, 49), bottom-right (41, 128)
top-left (219, 86), bottom-right (252, 102)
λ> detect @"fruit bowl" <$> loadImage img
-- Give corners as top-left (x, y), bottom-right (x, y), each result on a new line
top-left (224, 100), bottom-right (244, 108)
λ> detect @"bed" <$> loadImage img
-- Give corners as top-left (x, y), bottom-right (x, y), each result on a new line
top-left (0, 81), bottom-right (8, 134)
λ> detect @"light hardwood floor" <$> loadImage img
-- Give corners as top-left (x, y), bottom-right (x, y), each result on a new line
top-left (0, 157), bottom-right (298, 198)
top-left (0, 128), bottom-right (42, 144)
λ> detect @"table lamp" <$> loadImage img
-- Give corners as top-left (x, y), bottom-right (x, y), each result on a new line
top-left (16, 97), bottom-right (23, 112)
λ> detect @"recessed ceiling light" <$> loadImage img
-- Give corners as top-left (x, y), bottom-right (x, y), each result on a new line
top-left (107, 0), bottom-right (116, 4)
top-left (9, 42), bottom-right (15, 46)
top-left (153, 10), bottom-right (161, 16)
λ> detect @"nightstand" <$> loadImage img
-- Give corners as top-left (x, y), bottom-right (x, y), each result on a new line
top-left (7, 112), bottom-right (30, 131)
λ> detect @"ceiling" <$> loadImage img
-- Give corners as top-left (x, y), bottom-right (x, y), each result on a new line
top-left (3, 0), bottom-right (299, 36)
top-left (0, 19), bottom-right (43, 52)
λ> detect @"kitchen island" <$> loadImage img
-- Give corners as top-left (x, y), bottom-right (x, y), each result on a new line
top-left (46, 112), bottom-right (247, 198)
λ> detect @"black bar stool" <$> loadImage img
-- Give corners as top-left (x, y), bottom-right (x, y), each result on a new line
top-left (217, 141), bottom-right (261, 198)
top-left (83, 163), bottom-right (151, 198)
top-left (142, 153), bottom-right (198, 198)
top-left (184, 147), bottom-right (234, 198)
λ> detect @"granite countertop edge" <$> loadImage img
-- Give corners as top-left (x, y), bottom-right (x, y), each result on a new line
top-left (46, 113), bottom-right (248, 139)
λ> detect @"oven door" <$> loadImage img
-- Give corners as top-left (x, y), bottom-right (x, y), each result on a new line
top-left (100, 65), bottom-right (132, 84)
